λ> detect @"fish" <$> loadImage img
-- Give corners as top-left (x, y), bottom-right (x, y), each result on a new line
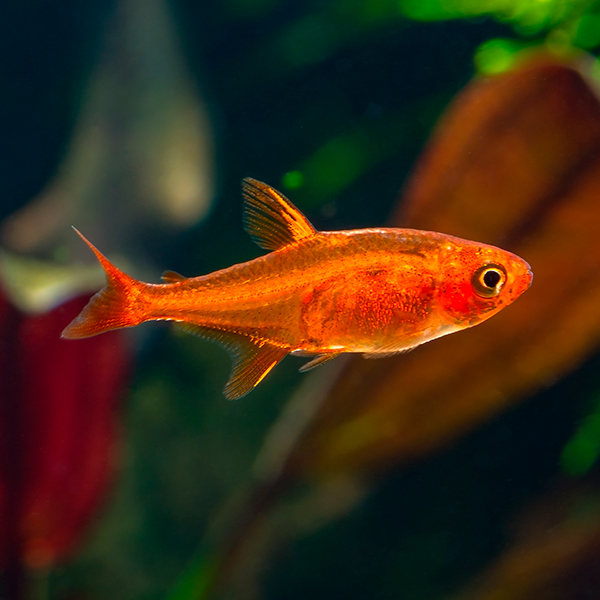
top-left (61, 178), bottom-right (533, 399)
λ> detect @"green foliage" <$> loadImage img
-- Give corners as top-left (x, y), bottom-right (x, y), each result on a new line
top-left (399, 0), bottom-right (592, 33)
top-left (474, 38), bottom-right (526, 74)
top-left (562, 394), bottom-right (600, 476)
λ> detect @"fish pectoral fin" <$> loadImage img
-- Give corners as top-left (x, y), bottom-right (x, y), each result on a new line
top-left (299, 353), bottom-right (342, 372)
top-left (161, 270), bottom-right (187, 283)
top-left (173, 323), bottom-right (288, 399)
top-left (242, 178), bottom-right (317, 251)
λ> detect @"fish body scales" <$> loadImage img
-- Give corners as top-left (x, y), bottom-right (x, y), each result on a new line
top-left (137, 230), bottom-right (444, 353)
top-left (62, 179), bottom-right (532, 398)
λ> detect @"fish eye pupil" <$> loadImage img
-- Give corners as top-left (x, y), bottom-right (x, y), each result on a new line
top-left (483, 269), bottom-right (501, 289)
top-left (472, 264), bottom-right (506, 299)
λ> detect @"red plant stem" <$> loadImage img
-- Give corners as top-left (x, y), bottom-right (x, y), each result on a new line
top-left (0, 309), bottom-right (28, 600)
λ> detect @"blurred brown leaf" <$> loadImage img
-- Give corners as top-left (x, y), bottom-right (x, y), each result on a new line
top-left (186, 51), bottom-right (600, 600)
top-left (268, 51), bottom-right (600, 481)
top-left (449, 481), bottom-right (600, 600)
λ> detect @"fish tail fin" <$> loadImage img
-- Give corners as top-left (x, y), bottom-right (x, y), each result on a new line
top-left (61, 228), bottom-right (146, 339)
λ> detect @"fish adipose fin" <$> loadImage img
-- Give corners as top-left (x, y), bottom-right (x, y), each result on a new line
top-left (175, 323), bottom-right (288, 400)
top-left (242, 178), bottom-right (317, 251)
top-left (299, 353), bottom-right (342, 372)
top-left (161, 270), bottom-right (187, 283)
top-left (61, 228), bottom-right (143, 339)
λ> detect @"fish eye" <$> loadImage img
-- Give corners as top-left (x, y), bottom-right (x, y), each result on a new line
top-left (472, 264), bottom-right (507, 298)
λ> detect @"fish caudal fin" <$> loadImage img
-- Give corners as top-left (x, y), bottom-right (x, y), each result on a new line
top-left (61, 228), bottom-right (144, 339)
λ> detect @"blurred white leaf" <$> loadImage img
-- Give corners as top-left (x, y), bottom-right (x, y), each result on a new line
top-left (2, 0), bottom-right (215, 262)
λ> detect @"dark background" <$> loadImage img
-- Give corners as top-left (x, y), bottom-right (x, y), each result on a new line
top-left (1, 2), bottom-right (597, 599)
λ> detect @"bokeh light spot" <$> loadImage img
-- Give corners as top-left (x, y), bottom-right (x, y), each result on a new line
top-left (574, 14), bottom-right (600, 49)
top-left (303, 136), bottom-right (367, 201)
top-left (474, 39), bottom-right (520, 75)
top-left (282, 171), bottom-right (304, 190)
top-left (561, 410), bottom-right (600, 477)
top-left (279, 16), bottom-right (338, 67)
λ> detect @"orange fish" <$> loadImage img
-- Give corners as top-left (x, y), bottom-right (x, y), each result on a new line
top-left (62, 178), bottom-right (533, 399)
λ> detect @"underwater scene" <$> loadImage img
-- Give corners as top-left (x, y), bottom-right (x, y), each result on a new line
top-left (2, 0), bottom-right (600, 598)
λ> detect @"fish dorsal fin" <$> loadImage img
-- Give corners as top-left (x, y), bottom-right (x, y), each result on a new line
top-left (242, 178), bottom-right (317, 251)
top-left (174, 323), bottom-right (288, 399)
top-left (162, 270), bottom-right (187, 283)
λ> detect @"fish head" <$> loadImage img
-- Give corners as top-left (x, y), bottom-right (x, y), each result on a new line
top-left (438, 239), bottom-right (533, 327)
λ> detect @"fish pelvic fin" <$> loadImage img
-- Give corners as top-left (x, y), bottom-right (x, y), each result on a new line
top-left (175, 323), bottom-right (288, 399)
top-left (61, 228), bottom-right (145, 339)
top-left (242, 178), bottom-right (317, 251)
top-left (299, 352), bottom-right (342, 372)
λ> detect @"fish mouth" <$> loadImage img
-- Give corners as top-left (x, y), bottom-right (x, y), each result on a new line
top-left (510, 260), bottom-right (533, 297)
top-left (514, 266), bottom-right (533, 297)
top-left (525, 268), bottom-right (533, 289)
top-left (515, 256), bottom-right (533, 288)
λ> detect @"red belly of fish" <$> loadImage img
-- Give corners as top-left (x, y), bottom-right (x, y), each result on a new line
top-left (298, 269), bottom-right (438, 353)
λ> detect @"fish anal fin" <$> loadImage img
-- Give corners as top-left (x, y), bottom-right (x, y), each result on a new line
top-left (162, 270), bottom-right (187, 283)
top-left (225, 340), bottom-right (288, 400)
top-left (242, 178), bottom-right (317, 251)
top-left (299, 353), bottom-right (342, 373)
top-left (173, 323), bottom-right (288, 399)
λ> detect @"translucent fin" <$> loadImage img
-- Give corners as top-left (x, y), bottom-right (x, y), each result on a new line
top-left (299, 353), bottom-right (342, 373)
top-left (174, 323), bottom-right (288, 399)
top-left (242, 178), bottom-right (317, 251)
top-left (363, 347), bottom-right (414, 359)
top-left (161, 270), bottom-right (187, 283)
top-left (62, 228), bottom-right (143, 338)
